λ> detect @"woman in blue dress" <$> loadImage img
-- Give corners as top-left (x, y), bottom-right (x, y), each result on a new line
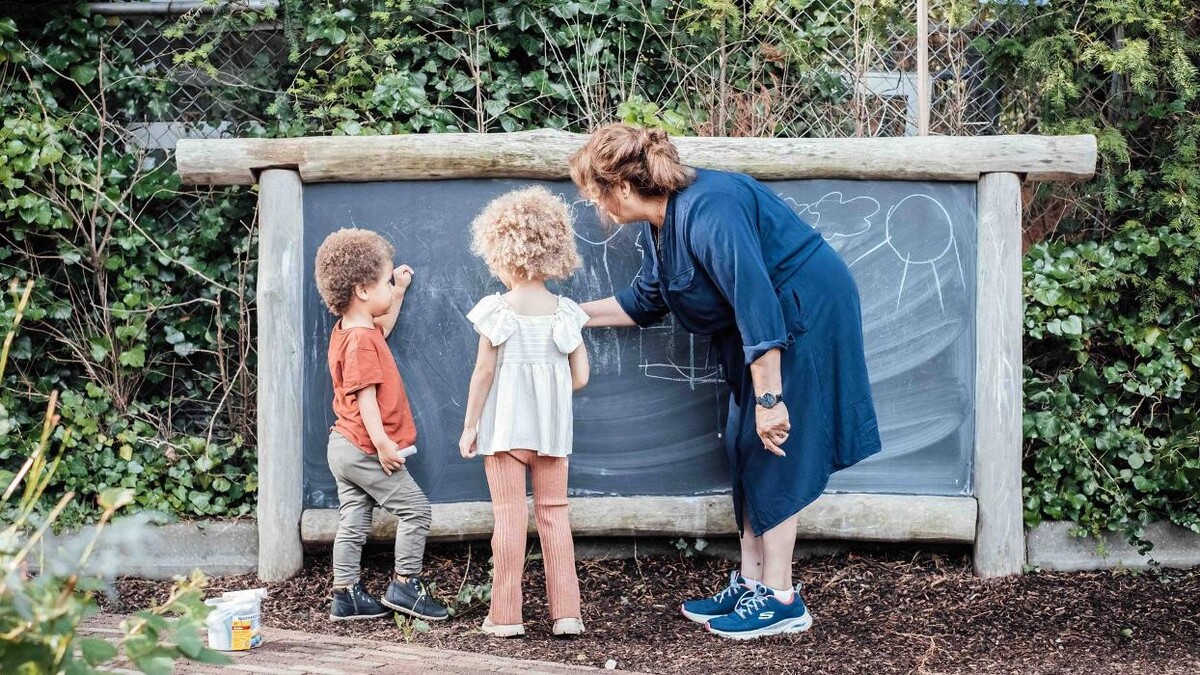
top-left (571, 124), bottom-right (882, 639)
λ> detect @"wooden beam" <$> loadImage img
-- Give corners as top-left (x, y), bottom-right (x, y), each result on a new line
top-left (300, 494), bottom-right (977, 545)
top-left (973, 172), bottom-right (1026, 578)
top-left (255, 169), bottom-right (305, 582)
top-left (177, 130), bottom-right (1097, 186)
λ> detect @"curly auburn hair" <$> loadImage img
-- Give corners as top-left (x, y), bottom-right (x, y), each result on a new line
top-left (470, 186), bottom-right (581, 281)
top-left (569, 122), bottom-right (696, 201)
top-left (314, 228), bottom-right (394, 315)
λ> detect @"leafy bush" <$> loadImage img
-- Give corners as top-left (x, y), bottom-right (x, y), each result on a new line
top-left (987, 1), bottom-right (1200, 543)
top-left (0, 282), bottom-right (231, 674)
top-left (0, 9), bottom-right (257, 525)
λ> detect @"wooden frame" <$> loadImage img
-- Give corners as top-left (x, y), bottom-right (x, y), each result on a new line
top-left (176, 130), bottom-right (1095, 581)
top-left (178, 130), bottom-right (1096, 185)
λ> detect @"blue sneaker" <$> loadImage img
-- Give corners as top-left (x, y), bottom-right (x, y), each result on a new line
top-left (680, 571), bottom-right (754, 623)
top-left (706, 584), bottom-right (813, 639)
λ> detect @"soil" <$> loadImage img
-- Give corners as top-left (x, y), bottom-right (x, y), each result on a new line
top-left (102, 542), bottom-right (1200, 675)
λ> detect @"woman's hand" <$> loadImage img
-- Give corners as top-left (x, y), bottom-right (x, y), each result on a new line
top-left (459, 427), bottom-right (478, 459)
top-left (756, 403), bottom-right (791, 457)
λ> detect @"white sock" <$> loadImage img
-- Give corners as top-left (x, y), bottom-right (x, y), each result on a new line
top-left (739, 573), bottom-right (762, 590)
top-left (768, 585), bottom-right (795, 602)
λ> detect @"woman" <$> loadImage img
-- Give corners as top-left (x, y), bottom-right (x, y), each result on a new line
top-left (571, 123), bottom-right (882, 639)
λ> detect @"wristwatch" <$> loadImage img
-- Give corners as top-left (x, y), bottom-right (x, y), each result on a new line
top-left (755, 392), bottom-right (783, 409)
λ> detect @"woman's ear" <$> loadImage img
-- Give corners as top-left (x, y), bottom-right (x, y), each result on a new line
top-left (618, 181), bottom-right (632, 200)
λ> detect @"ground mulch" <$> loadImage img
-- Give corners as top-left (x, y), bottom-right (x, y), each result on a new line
top-left (102, 542), bottom-right (1200, 675)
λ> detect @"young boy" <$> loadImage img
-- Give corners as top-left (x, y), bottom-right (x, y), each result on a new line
top-left (314, 228), bottom-right (448, 622)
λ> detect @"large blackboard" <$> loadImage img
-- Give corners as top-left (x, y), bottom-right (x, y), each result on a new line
top-left (302, 179), bottom-right (976, 508)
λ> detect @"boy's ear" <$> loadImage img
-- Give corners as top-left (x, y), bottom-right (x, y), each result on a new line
top-left (353, 283), bottom-right (370, 301)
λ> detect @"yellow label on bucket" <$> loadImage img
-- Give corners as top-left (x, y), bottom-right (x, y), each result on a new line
top-left (230, 619), bottom-right (253, 650)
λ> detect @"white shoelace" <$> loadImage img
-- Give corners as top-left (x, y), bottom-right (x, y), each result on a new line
top-left (712, 571), bottom-right (743, 602)
top-left (734, 586), bottom-right (771, 618)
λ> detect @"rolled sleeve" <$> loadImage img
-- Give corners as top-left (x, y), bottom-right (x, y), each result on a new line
top-left (688, 193), bottom-right (790, 366)
top-left (616, 235), bottom-right (670, 327)
top-left (615, 283), bottom-right (669, 328)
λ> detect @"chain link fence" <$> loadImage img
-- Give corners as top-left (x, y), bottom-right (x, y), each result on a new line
top-left (90, 1), bottom-right (289, 151)
top-left (88, 0), bottom-right (1015, 147)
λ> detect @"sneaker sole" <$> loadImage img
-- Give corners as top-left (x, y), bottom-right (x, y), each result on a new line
top-left (482, 624), bottom-right (526, 638)
top-left (706, 611), bottom-right (813, 640)
top-left (680, 605), bottom-right (724, 624)
top-left (552, 620), bottom-right (585, 637)
top-left (328, 611), bottom-right (391, 622)
top-left (380, 598), bottom-right (449, 621)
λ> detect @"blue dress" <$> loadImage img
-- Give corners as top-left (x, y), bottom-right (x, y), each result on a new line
top-left (615, 169), bottom-right (883, 536)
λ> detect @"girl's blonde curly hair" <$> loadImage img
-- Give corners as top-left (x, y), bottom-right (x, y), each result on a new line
top-left (470, 186), bottom-right (581, 281)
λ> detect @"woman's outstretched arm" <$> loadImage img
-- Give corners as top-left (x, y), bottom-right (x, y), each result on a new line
top-left (580, 296), bottom-right (637, 328)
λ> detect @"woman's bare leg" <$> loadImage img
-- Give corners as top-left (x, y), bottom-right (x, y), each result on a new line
top-left (738, 508), bottom-right (764, 583)
top-left (760, 512), bottom-right (800, 591)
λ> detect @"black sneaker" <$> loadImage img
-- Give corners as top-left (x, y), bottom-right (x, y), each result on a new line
top-left (330, 581), bottom-right (391, 621)
top-left (381, 576), bottom-right (449, 621)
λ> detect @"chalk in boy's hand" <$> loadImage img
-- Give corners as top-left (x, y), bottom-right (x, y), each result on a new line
top-left (392, 264), bottom-right (414, 292)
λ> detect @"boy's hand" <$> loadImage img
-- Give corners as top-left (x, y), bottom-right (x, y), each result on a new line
top-left (458, 428), bottom-right (478, 459)
top-left (376, 438), bottom-right (406, 475)
top-left (393, 264), bottom-right (414, 293)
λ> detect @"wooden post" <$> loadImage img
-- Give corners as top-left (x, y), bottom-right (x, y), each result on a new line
top-left (974, 172), bottom-right (1025, 578)
top-left (916, 0), bottom-right (930, 136)
top-left (256, 169), bottom-right (305, 581)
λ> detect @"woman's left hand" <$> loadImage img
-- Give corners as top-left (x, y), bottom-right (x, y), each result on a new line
top-left (756, 403), bottom-right (791, 457)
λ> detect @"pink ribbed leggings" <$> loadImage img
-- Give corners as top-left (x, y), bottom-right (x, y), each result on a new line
top-left (483, 450), bottom-right (581, 624)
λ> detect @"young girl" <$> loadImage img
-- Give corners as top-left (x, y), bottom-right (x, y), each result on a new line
top-left (459, 186), bottom-right (590, 638)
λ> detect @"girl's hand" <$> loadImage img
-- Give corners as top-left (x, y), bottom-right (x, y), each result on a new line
top-left (459, 427), bottom-right (478, 459)
top-left (756, 403), bottom-right (790, 457)
top-left (393, 264), bottom-right (414, 292)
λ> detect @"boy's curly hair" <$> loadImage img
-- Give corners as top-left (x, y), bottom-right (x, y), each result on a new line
top-left (471, 186), bottom-right (581, 281)
top-left (314, 228), bottom-right (394, 315)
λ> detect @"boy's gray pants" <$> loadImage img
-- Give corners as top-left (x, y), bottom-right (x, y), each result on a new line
top-left (327, 431), bottom-right (431, 587)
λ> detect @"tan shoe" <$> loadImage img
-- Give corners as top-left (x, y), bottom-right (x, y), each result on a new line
top-left (481, 616), bottom-right (525, 638)
top-left (552, 617), bottom-right (585, 637)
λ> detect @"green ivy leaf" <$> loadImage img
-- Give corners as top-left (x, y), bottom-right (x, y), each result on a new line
top-left (118, 344), bottom-right (146, 368)
top-left (189, 492), bottom-right (211, 510)
top-left (1061, 315), bottom-right (1083, 336)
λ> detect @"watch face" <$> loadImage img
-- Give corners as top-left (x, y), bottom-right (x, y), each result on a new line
top-left (760, 392), bottom-right (777, 407)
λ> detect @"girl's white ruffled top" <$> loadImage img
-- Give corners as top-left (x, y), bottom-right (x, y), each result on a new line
top-left (467, 293), bottom-right (589, 457)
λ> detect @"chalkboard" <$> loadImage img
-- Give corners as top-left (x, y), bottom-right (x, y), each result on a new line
top-left (302, 179), bottom-right (976, 508)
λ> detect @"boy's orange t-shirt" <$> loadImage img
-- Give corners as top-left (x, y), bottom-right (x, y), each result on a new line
top-left (327, 322), bottom-right (417, 455)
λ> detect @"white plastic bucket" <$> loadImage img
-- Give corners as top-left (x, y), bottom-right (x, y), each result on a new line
top-left (204, 588), bottom-right (267, 651)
